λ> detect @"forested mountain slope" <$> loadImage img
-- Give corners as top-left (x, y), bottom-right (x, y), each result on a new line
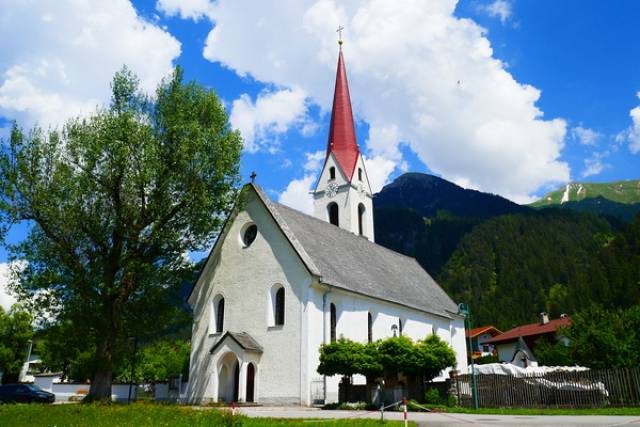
top-left (373, 173), bottom-right (528, 275)
top-left (437, 210), bottom-right (639, 330)
top-left (372, 173), bottom-right (639, 330)
top-left (537, 196), bottom-right (640, 223)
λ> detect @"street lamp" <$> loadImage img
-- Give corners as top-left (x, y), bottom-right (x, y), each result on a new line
top-left (458, 303), bottom-right (478, 410)
top-left (391, 324), bottom-right (398, 337)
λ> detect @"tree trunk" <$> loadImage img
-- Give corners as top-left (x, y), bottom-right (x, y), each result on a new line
top-left (86, 331), bottom-right (114, 402)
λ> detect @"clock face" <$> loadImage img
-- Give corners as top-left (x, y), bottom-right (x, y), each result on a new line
top-left (326, 182), bottom-right (339, 198)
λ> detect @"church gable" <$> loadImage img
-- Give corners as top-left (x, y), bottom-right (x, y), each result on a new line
top-left (187, 185), bottom-right (314, 403)
top-left (188, 185), bottom-right (315, 310)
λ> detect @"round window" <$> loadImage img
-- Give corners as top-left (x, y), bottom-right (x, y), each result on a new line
top-left (242, 224), bottom-right (258, 247)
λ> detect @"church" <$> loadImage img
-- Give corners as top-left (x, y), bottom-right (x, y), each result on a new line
top-left (185, 45), bottom-right (468, 405)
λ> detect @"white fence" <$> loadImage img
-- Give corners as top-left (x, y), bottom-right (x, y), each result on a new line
top-left (34, 376), bottom-right (136, 402)
top-left (33, 375), bottom-right (188, 402)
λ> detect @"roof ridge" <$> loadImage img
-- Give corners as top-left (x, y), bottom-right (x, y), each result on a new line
top-left (272, 199), bottom-right (425, 264)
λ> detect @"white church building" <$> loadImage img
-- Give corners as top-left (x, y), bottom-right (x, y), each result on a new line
top-left (185, 46), bottom-right (468, 405)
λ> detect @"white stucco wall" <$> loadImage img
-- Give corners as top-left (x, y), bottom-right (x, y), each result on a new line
top-left (313, 153), bottom-right (375, 241)
top-left (496, 341), bottom-right (518, 363)
top-left (187, 190), bottom-right (312, 405)
top-left (187, 187), bottom-right (467, 406)
top-left (305, 286), bottom-right (467, 404)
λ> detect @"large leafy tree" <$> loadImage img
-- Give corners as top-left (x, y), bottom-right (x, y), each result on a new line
top-left (0, 66), bottom-right (242, 399)
top-left (565, 304), bottom-right (640, 369)
top-left (0, 307), bottom-right (33, 384)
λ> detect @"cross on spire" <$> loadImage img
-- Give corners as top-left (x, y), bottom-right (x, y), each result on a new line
top-left (336, 25), bottom-right (344, 47)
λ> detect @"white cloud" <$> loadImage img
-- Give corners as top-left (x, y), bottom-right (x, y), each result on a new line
top-left (629, 106), bottom-right (640, 154)
top-left (0, 262), bottom-right (18, 311)
top-left (571, 126), bottom-right (601, 146)
top-left (627, 92), bottom-right (640, 154)
top-left (615, 92), bottom-right (640, 154)
top-left (230, 88), bottom-right (310, 152)
top-left (481, 0), bottom-right (513, 24)
top-left (364, 156), bottom-right (396, 193)
top-left (0, 0), bottom-right (181, 130)
top-left (156, 0), bottom-right (214, 21)
top-left (278, 175), bottom-right (315, 214)
top-left (582, 151), bottom-right (609, 178)
top-left (303, 150), bottom-right (326, 173)
top-left (179, 0), bottom-right (569, 202)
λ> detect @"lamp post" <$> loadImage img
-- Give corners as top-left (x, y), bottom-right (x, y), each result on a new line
top-left (458, 303), bottom-right (478, 409)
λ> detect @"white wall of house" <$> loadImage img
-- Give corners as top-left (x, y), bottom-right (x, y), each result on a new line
top-left (476, 333), bottom-right (497, 354)
top-left (305, 286), bottom-right (467, 405)
top-left (186, 191), bottom-right (312, 405)
top-left (496, 341), bottom-right (518, 363)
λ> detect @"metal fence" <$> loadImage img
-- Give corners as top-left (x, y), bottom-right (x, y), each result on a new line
top-left (456, 368), bottom-right (640, 408)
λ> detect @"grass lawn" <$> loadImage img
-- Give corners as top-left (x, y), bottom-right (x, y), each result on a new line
top-left (0, 403), bottom-right (412, 427)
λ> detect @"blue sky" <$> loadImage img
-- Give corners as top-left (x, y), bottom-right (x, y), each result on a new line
top-left (0, 0), bottom-right (639, 305)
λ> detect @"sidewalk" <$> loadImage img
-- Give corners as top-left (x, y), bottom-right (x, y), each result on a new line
top-left (238, 406), bottom-right (640, 427)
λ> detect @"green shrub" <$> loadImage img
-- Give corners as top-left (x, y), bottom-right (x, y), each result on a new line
top-left (424, 388), bottom-right (441, 404)
top-left (219, 410), bottom-right (243, 427)
top-left (446, 394), bottom-right (457, 407)
top-left (474, 355), bottom-right (499, 365)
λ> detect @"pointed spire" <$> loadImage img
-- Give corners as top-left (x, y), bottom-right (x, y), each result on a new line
top-left (326, 48), bottom-right (359, 181)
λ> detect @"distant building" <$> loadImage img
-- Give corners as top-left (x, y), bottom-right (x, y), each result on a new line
top-left (485, 313), bottom-right (570, 365)
top-left (466, 326), bottom-right (502, 359)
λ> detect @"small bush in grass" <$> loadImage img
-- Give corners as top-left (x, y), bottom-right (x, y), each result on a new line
top-left (219, 409), bottom-right (243, 427)
top-left (424, 388), bottom-right (440, 405)
top-left (445, 394), bottom-right (457, 407)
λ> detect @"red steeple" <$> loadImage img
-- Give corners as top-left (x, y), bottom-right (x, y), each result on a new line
top-left (326, 48), bottom-right (359, 181)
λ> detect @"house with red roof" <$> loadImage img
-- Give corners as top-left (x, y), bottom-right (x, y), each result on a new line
top-left (484, 313), bottom-right (571, 366)
top-left (466, 326), bottom-right (502, 360)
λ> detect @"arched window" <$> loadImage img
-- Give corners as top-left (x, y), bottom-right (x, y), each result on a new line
top-left (212, 295), bottom-right (224, 334)
top-left (246, 363), bottom-right (256, 402)
top-left (275, 287), bottom-right (285, 326)
top-left (328, 203), bottom-right (339, 227)
top-left (216, 298), bottom-right (225, 333)
top-left (329, 166), bottom-right (336, 180)
top-left (358, 204), bottom-right (365, 236)
top-left (269, 284), bottom-right (285, 327)
top-left (358, 168), bottom-right (363, 181)
top-left (330, 303), bottom-right (337, 342)
top-left (367, 312), bottom-right (373, 343)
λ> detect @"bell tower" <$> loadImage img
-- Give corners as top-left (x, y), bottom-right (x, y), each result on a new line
top-left (312, 41), bottom-right (374, 241)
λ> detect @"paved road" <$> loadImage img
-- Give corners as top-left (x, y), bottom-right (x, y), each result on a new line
top-left (239, 407), bottom-right (640, 427)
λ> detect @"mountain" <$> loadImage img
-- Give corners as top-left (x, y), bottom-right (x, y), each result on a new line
top-left (532, 180), bottom-right (640, 207)
top-left (542, 196), bottom-right (640, 223)
top-left (375, 172), bottom-right (528, 218)
top-left (372, 172), bottom-right (639, 330)
top-left (373, 173), bottom-right (528, 276)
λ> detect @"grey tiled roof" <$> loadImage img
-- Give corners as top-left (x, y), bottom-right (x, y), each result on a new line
top-left (252, 184), bottom-right (459, 319)
top-left (210, 331), bottom-right (263, 354)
